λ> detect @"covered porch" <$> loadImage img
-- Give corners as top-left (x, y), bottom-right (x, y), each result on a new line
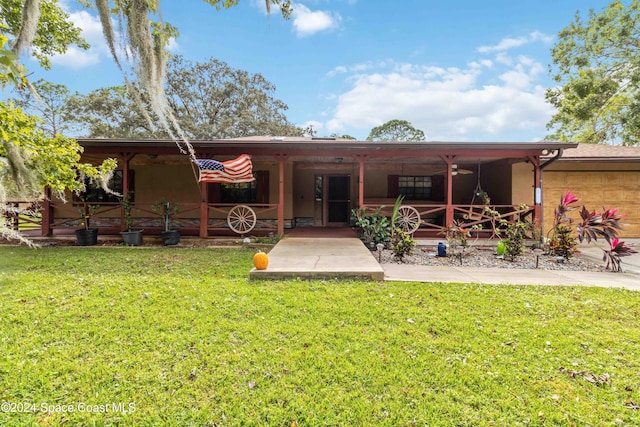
top-left (5, 138), bottom-right (576, 239)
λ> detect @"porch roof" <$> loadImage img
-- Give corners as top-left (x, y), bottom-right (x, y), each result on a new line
top-left (548, 143), bottom-right (640, 162)
top-left (78, 137), bottom-right (575, 151)
top-left (78, 138), bottom-right (577, 164)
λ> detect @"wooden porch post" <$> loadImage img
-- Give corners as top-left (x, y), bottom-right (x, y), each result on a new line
top-left (276, 154), bottom-right (288, 235)
top-left (356, 155), bottom-right (366, 208)
top-left (199, 181), bottom-right (209, 237)
top-left (41, 187), bottom-right (53, 236)
top-left (528, 155), bottom-right (542, 228)
top-left (441, 155), bottom-right (455, 227)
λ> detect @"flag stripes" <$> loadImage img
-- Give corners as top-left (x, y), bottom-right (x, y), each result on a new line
top-left (194, 154), bottom-right (255, 183)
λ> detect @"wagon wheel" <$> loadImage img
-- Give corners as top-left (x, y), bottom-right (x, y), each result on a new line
top-left (227, 205), bottom-right (257, 234)
top-left (394, 205), bottom-right (421, 234)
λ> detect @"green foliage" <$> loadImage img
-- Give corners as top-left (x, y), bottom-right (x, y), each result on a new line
top-left (1, 246), bottom-right (640, 425)
top-left (251, 233), bottom-right (285, 244)
top-left (549, 224), bottom-right (577, 259)
top-left (351, 206), bottom-right (391, 246)
top-left (329, 133), bottom-right (357, 140)
top-left (547, 191), bottom-right (636, 270)
top-left (0, 34), bottom-right (25, 88)
top-left (392, 228), bottom-right (416, 260)
top-left (67, 56), bottom-right (305, 139)
top-left (546, 0), bottom-right (640, 145)
top-left (121, 191), bottom-right (135, 230)
top-left (152, 198), bottom-right (179, 232)
top-left (0, 0), bottom-right (89, 70)
top-left (9, 78), bottom-right (77, 137)
top-left (441, 220), bottom-right (471, 249)
top-left (390, 194), bottom-right (404, 233)
top-left (501, 218), bottom-right (532, 261)
top-left (76, 203), bottom-right (99, 230)
top-left (0, 102), bottom-right (117, 198)
top-left (496, 240), bottom-right (506, 256)
top-left (66, 85), bottom-right (156, 138)
top-left (366, 119), bottom-right (426, 142)
top-left (164, 55), bottom-right (304, 139)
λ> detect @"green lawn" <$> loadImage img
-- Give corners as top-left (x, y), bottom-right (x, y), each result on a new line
top-left (1, 246), bottom-right (639, 426)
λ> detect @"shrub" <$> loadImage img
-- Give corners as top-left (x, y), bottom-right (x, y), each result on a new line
top-left (351, 206), bottom-right (391, 246)
top-left (548, 191), bottom-right (637, 272)
top-left (392, 228), bottom-right (416, 260)
top-left (501, 218), bottom-right (532, 261)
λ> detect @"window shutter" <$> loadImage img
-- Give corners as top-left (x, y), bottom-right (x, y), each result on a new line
top-left (256, 171), bottom-right (269, 203)
top-left (431, 174), bottom-right (444, 201)
top-left (387, 175), bottom-right (399, 198)
top-left (207, 183), bottom-right (221, 203)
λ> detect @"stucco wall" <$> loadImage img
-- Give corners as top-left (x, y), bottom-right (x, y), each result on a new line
top-left (511, 162), bottom-right (535, 206)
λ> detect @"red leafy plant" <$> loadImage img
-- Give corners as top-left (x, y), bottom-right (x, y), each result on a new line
top-left (549, 191), bottom-right (637, 272)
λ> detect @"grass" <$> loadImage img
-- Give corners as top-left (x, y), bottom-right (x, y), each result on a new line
top-left (0, 246), bottom-right (639, 426)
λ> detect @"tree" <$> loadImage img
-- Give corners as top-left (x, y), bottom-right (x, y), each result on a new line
top-left (330, 133), bottom-right (357, 140)
top-left (66, 85), bottom-right (159, 138)
top-left (67, 57), bottom-right (304, 139)
top-left (546, 1), bottom-right (640, 145)
top-left (164, 56), bottom-right (303, 138)
top-left (1, 0), bottom-right (291, 242)
top-left (10, 79), bottom-right (79, 137)
top-left (1, 0), bottom-right (89, 69)
top-left (366, 119), bottom-right (426, 142)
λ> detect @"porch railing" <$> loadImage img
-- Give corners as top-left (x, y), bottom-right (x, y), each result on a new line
top-left (205, 203), bottom-right (278, 234)
top-left (13, 200), bottom-right (279, 236)
top-left (362, 203), bottom-right (447, 233)
top-left (361, 203), bottom-right (534, 236)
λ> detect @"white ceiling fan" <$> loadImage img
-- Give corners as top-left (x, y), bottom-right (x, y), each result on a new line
top-left (434, 163), bottom-right (474, 176)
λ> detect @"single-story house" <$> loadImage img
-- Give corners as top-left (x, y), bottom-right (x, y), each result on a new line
top-left (29, 137), bottom-right (570, 237)
top-left (19, 137), bottom-right (639, 238)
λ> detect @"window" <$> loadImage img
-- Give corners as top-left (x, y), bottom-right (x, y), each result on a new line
top-left (208, 171), bottom-right (269, 204)
top-left (398, 176), bottom-right (432, 200)
top-left (220, 181), bottom-right (257, 203)
top-left (77, 170), bottom-right (131, 203)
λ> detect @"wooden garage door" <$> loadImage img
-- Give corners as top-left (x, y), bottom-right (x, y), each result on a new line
top-left (543, 170), bottom-right (640, 238)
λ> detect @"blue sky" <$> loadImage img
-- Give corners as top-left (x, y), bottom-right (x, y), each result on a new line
top-left (22, 0), bottom-right (603, 141)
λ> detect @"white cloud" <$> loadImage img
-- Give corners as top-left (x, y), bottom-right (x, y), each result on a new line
top-left (326, 65), bottom-right (348, 77)
top-left (477, 31), bottom-right (553, 53)
top-left (292, 3), bottom-right (341, 37)
top-left (323, 55), bottom-right (554, 141)
top-left (326, 60), bottom-right (390, 77)
top-left (48, 10), bottom-right (109, 69)
top-left (47, 8), bottom-right (179, 69)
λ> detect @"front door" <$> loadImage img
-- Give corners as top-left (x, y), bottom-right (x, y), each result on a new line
top-left (326, 175), bottom-right (350, 226)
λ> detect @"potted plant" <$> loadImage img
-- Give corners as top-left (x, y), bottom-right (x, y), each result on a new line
top-left (120, 192), bottom-right (143, 246)
top-left (153, 198), bottom-right (180, 246)
top-left (75, 204), bottom-right (99, 246)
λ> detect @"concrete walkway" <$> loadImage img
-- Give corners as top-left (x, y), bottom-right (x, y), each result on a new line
top-left (249, 238), bottom-right (385, 281)
top-left (251, 237), bottom-right (640, 290)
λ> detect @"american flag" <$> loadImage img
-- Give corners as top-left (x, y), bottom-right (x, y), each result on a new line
top-left (194, 154), bottom-right (256, 183)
